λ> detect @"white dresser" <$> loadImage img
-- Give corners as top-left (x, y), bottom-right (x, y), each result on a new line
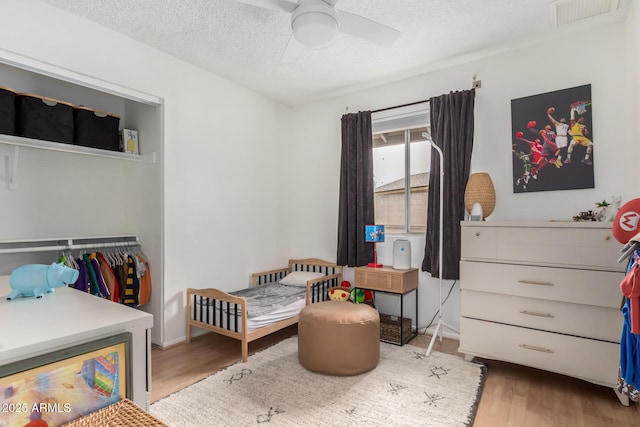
top-left (459, 221), bottom-right (627, 403)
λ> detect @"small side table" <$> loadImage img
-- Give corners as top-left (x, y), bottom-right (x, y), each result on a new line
top-left (354, 266), bottom-right (419, 345)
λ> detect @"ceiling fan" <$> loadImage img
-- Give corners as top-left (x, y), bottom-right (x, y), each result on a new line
top-left (232, 0), bottom-right (400, 62)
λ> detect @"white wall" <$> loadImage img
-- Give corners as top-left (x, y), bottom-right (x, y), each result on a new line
top-left (286, 21), bottom-right (635, 336)
top-left (629, 1), bottom-right (640, 171)
top-left (0, 0), bottom-right (292, 346)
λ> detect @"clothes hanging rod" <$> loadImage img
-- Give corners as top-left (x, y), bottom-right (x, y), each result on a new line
top-left (371, 99), bottom-right (430, 114)
top-left (65, 240), bottom-right (141, 251)
top-left (0, 237), bottom-right (140, 255)
top-left (0, 245), bottom-right (69, 254)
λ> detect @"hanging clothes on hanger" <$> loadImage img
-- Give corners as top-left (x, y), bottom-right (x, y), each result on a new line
top-left (621, 255), bottom-right (640, 333)
top-left (97, 252), bottom-right (119, 303)
top-left (135, 251), bottom-right (151, 306)
top-left (89, 252), bottom-right (110, 299)
top-left (122, 253), bottom-right (140, 307)
top-left (57, 241), bottom-right (151, 308)
top-left (83, 253), bottom-right (103, 297)
top-left (73, 256), bottom-right (90, 293)
top-left (114, 252), bottom-right (127, 303)
top-left (617, 249), bottom-right (640, 402)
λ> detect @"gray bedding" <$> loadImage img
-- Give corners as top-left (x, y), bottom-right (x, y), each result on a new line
top-left (228, 283), bottom-right (307, 319)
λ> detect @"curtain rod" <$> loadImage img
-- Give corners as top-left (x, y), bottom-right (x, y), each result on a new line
top-left (371, 98), bottom-right (430, 114)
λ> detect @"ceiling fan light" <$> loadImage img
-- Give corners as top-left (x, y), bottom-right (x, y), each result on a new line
top-left (292, 11), bottom-right (338, 47)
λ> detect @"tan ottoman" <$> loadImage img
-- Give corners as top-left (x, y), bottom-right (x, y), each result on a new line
top-left (298, 300), bottom-right (380, 376)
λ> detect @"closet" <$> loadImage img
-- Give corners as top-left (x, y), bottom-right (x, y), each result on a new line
top-left (0, 237), bottom-right (151, 306)
top-left (0, 237), bottom-right (154, 410)
top-left (0, 49), bottom-right (163, 408)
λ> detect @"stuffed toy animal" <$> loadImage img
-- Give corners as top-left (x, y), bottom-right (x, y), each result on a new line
top-left (350, 288), bottom-right (365, 303)
top-left (7, 262), bottom-right (79, 300)
top-left (328, 286), bottom-right (350, 302)
top-left (349, 288), bottom-right (374, 304)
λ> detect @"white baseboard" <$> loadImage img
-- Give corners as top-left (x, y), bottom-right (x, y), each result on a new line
top-left (154, 328), bottom-right (209, 349)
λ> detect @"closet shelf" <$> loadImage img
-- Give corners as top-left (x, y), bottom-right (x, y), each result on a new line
top-left (0, 134), bottom-right (156, 190)
top-left (0, 134), bottom-right (151, 160)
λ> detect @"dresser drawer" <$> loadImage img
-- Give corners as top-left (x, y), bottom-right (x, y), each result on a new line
top-left (461, 290), bottom-right (622, 342)
top-left (357, 270), bottom-right (400, 291)
top-left (355, 267), bottom-right (418, 293)
top-left (459, 317), bottom-right (620, 386)
top-left (461, 223), bottom-right (621, 270)
top-left (460, 261), bottom-right (623, 308)
top-left (461, 226), bottom-right (497, 259)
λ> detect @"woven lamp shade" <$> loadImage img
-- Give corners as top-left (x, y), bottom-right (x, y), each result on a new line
top-left (464, 172), bottom-right (496, 219)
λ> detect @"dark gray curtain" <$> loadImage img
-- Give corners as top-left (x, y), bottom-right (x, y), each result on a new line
top-left (422, 90), bottom-right (475, 279)
top-left (337, 111), bottom-right (374, 267)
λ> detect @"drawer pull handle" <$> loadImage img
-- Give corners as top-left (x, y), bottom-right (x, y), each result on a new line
top-left (604, 235), bottom-right (610, 240)
top-left (475, 232), bottom-right (480, 237)
top-left (518, 279), bottom-right (553, 286)
top-left (520, 310), bottom-right (554, 318)
top-left (519, 344), bottom-right (554, 354)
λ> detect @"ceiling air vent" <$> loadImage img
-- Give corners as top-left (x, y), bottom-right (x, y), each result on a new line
top-left (552, 0), bottom-right (620, 26)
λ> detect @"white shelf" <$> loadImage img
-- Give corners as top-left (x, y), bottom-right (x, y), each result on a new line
top-left (0, 133), bottom-right (144, 161)
top-left (0, 134), bottom-right (156, 190)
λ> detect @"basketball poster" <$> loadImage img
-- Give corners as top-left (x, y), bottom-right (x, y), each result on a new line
top-left (510, 84), bottom-right (593, 193)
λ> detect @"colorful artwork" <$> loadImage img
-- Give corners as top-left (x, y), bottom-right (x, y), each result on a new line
top-left (365, 225), bottom-right (385, 242)
top-left (0, 333), bottom-right (130, 427)
top-left (510, 84), bottom-right (593, 193)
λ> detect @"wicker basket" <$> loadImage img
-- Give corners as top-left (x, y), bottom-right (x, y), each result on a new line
top-left (379, 313), bottom-right (412, 344)
top-left (62, 399), bottom-right (168, 427)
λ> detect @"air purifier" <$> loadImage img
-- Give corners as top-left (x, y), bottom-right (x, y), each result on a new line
top-left (392, 239), bottom-right (411, 270)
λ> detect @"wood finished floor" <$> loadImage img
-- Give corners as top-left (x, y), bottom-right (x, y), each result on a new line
top-left (151, 328), bottom-right (640, 426)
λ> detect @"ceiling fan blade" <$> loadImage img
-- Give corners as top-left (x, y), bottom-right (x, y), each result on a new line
top-left (280, 34), bottom-right (304, 63)
top-left (233, 0), bottom-right (297, 14)
top-left (337, 11), bottom-right (400, 47)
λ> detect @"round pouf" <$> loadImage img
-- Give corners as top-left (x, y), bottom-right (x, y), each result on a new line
top-left (298, 300), bottom-right (380, 376)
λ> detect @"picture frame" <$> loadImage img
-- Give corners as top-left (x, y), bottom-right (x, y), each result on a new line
top-left (510, 84), bottom-right (593, 193)
top-left (0, 332), bottom-right (131, 426)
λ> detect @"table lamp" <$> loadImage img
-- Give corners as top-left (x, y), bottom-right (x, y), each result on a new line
top-left (464, 172), bottom-right (495, 221)
top-left (365, 225), bottom-right (385, 268)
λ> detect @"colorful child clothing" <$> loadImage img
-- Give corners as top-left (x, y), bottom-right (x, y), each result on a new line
top-left (617, 251), bottom-right (640, 402)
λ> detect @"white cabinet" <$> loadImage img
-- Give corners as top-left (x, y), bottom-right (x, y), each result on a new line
top-left (459, 221), bottom-right (626, 403)
top-left (0, 279), bottom-right (154, 410)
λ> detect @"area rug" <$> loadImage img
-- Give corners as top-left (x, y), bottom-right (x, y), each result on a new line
top-left (150, 336), bottom-right (486, 426)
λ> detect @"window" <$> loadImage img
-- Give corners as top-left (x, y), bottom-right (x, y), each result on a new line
top-left (372, 110), bottom-right (430, 234)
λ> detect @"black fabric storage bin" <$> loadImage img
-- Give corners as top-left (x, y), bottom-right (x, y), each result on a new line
top-left (16, 93), bottom-right (74, 144)
top-left (0, 86), bottom-right (17, 135)
top-left (73, 106), bottom-right (120, 151)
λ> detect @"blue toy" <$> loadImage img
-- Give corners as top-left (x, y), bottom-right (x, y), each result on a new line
top-left (7, 263), bottom-right (79, 300)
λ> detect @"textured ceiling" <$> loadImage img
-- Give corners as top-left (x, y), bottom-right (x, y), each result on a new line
top-left (41, 0), bottom-right (629, 106)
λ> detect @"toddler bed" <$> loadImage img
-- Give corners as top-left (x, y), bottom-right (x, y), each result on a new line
top-left (186, 258), bottom-right (342, 362)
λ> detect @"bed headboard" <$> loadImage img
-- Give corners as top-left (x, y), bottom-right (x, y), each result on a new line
top-left (251, 259), bottom-right (343, 287)
top-left (289, 258), bottom-right (342, 277)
